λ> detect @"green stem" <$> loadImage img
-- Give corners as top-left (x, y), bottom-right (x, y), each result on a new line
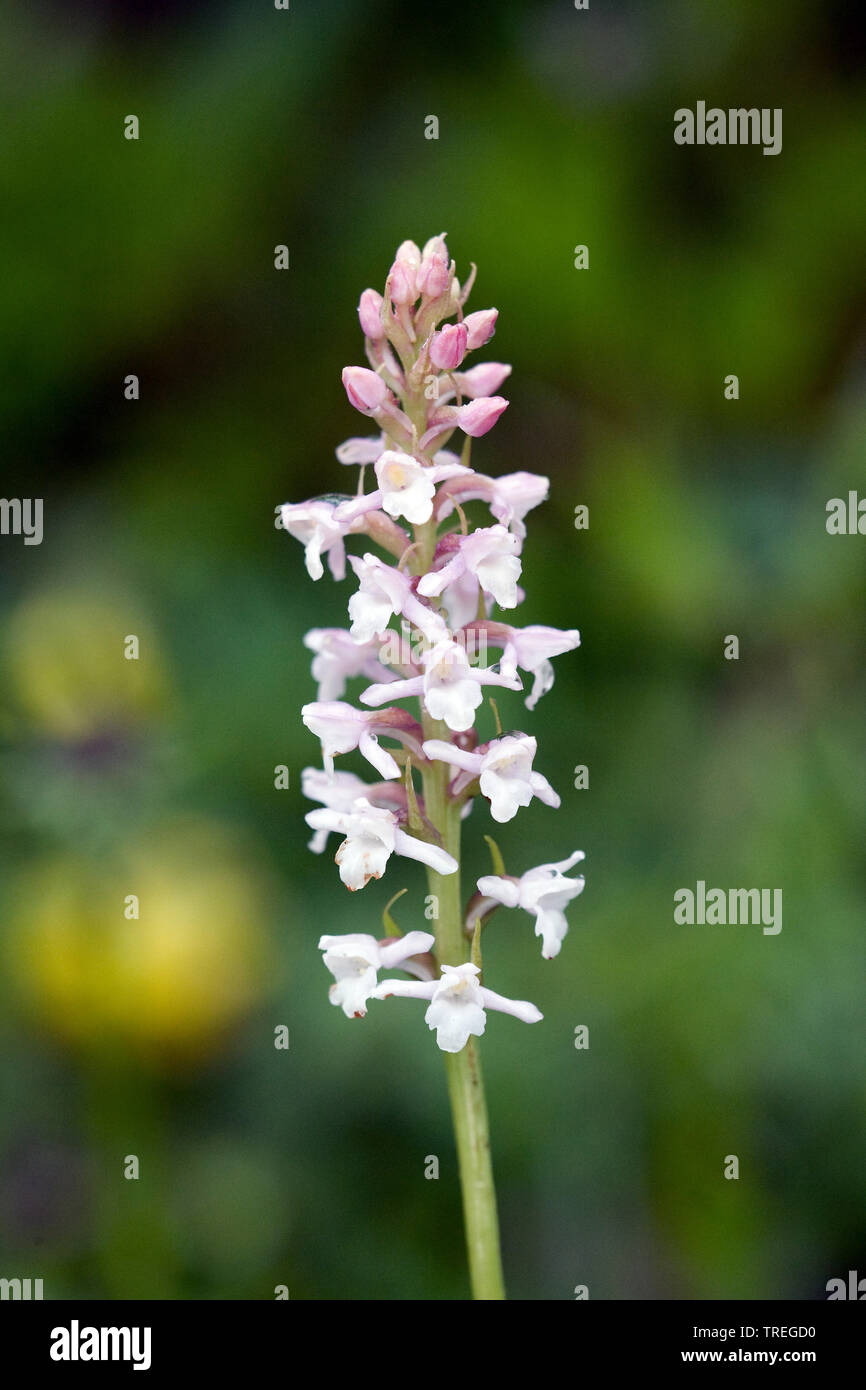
top-left (420, 715), bottom-right (505, 1300)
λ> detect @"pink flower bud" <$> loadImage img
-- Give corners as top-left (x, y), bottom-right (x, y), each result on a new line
top-left (358, 289), bottom-right (385, 340)
top-left (454, 362), bottom-right (512, 398)
top-left (463, 308), bottom-right (498, 350)
top-left (421, 233), bottom-right (449, 261)
top-left (416, 253), bottom-right (451, 299)
top-left (342, 366), bottom-right (389, 415)
top-left (388, 239), bottom-right (421, 304)
top-left (430, 322), bottom-right (468, 371)
top-left (456, 395), bottom-right (509, 437)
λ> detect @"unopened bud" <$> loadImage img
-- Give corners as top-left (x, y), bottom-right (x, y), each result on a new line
top-left (430, 322), bottom-right (468, 371)
top-left (463, 308), bottom-right (498, 350)
top-left (358, 289), bottom-right (386, 340)
top-left (417, 253), bottom-right (451, 300)
top-left (342, 366), bottom-right (389, 414)
top-left (454, 362), bottom-right (512, 398)
top-left (455, 395), bottom-right (509, 437)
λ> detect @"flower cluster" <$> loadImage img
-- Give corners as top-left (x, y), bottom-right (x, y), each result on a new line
top-left (279, 234), bottom-right (585, 1054)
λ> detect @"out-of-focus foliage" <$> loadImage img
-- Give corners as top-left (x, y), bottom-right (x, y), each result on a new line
top-left (0, 0), bottom-right (864, 1299)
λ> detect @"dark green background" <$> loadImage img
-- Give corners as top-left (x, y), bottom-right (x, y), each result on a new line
top-left (1, 0), bottom-right (864, 1299)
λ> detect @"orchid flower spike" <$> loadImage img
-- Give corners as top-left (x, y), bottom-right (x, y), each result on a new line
top-left (319, 930), bottom-right (436, 1018)
top-left (477, 851), bottom-right (586, 959)
top-left (278, 234), bottom-right (586, 1298)
top-left (373, 962), bottom-right (542, 1053)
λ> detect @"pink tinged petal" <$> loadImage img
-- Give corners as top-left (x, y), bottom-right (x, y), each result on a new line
top-left (476, 666), bottom-right (523, 693)
top-left (326, 540), bottom-right (347, 581)
top-left (336, 434), bottom-right (385, 465)
top-left (476, 554), bottom-right (521, 609)
top-left (430, 322), bottom-right (468, 371)
top-left (490, 472), bottom-right (550, 532)
top-left (453, 362), bottom-right (512, 399)
top-left (462, 308), bottom-right (498, 350)
top-left (358, 289), bottom-right (386, 340)
top-left (510, 624), bottom-right (581, 668)
top-left (440, 571), bottom-right (485, 630)
top-left (393, 828), bottom-right (459, 875)
top-left (455, 396), bottom-right (509, 438)
top-left (478, 987), bottom-right (543, 1025)
top-left (302, 702), bottom-right (364, 771)
top-left (279, 501), bottom-right (348, 581)
top-left (524, 661), bottom-right (554, 710)
top-left (342, 366), bottom-right (389, 414)
top-left (432, 448), bottom-right (463, 468)
top-left (416, 552), bottom-right (465, 598)
top-left (421, 740), bottom-right (483, 775)
top-left (378, 931), bottom-right (436, 969)
top-left (476, 874), bottom-right (521, 908)
top-left (401, 592), bottom-right (450, 647)
top-left (360, 676), bottom-right (424, 707)
top-left (334, 491), bottom-right (385, 524)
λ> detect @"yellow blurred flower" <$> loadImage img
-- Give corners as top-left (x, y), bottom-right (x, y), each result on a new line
top-left (4, 586), bottom-right (168, 739)
top-left (9, 820), bottom-right (272, 1063)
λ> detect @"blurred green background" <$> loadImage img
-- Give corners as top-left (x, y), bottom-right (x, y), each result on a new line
top-left (1, 0), bottom-right (864, 1299)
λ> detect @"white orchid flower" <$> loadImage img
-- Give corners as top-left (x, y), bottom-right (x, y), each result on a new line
top-left (346, 552), bottom-right (449, 647)
top-left (361, 639), bottom-right (522, 733)
top-left (279, 499), bottom-right (351, 581)
top-left (318, 930), bottom-right (436, 1018)
top-left (302, 700), bottom-right (424, 780)
top-left (373, 962), bottom-right (542, 1052)
top-left (418, 525), bottom-right (522, 610)
top-left (477, 851), bottom-right (586, 959)
top-left (422, 732), bottom-right (560, 822)
top-left (301, 768), bottom-right (374, 853)
top-left (334, 453), bottom-right (471, 529)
